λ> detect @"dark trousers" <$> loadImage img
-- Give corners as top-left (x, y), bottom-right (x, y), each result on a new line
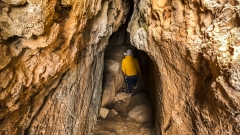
top-left (125, 75), bottom-right (138, 93)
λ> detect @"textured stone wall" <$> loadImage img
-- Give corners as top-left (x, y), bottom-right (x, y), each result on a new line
top-left (101, 21), bottom-right (129, 107)
top-left (1, 0), bottom-right (240, 134)
top-left (0, 0), bottom-right (130, 134)
top-left (128, 0), bottom-right (240, 134)
top-left (101, 44), bottom-right (125, 107)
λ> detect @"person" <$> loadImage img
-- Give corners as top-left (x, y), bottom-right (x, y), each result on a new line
top-left (122, 49), bottom-right (141, 93)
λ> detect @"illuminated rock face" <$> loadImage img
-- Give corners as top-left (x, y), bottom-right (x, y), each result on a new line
top-left (0, 0), bottom-right (240, 135)
top-left (0, 0), bottom-right (130, 134)
top-left (128, 0), bottom-right (240, 134)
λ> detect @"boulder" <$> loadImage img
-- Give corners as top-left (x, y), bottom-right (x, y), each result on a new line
top-left (129, 93), bottom-right (150, 109)
top-left (128, 104), bottom-right (152, 123)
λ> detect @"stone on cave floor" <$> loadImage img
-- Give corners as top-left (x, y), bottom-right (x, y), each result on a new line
top-left (92, 91), bottom-right (154, 135)
top-left (114, 92), bottom-right (131, 101)
top-left (128, 104), bottom-right (152, 123)
top-left (100, 107), bottom-right (109, 118)
top-left (129, 93), bottom-right (150, 109)
top-left (109, 109), bottom-right (118, 116)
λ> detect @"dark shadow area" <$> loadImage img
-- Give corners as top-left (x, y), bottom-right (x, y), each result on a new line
top-left (192, 54), bottom-right (214, 105)
top-left (235, 13), bottom-right (240, 27)
top-left (3, 35), bottom-right (21, 45)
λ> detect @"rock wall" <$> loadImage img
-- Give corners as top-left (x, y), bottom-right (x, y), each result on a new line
top-left (101, 44), bottom-right (125, 107)
top-left (101, 21), bottom-right (130, 107)
top-left (0, 0), bottom-right (130, 134)
top-left (1, 0), bottom-right (240, 134)
top-left (128, 0), bottom-right (240, 134)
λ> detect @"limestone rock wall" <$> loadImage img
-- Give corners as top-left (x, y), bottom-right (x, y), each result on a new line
top-left (0, 0), bottom-right (130, 134)
top-left (101, 44), bottom-right (125, 107)
top-left (101, 19), bottom-right (131, 107)
top-left (1, 0), bottom-right (240, 134)
top-left (128, 0), bottom-right (240, 134)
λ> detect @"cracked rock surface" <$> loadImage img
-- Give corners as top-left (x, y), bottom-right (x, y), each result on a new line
top-left (0, 0), bottom-right (240, 134)
top-left (0, 0), bottom-right (130, 134)
top-left (128, 0), bottom-right (240, 134)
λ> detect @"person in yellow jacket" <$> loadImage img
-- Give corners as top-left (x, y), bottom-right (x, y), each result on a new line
top-left (122, 49), bottom-right (141, 93)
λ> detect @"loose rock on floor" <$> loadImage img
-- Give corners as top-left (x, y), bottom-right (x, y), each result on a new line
top-left (91, 91), bottom-right (154, 135)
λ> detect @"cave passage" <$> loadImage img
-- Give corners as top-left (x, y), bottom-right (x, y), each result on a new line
top-left (101, 0), bottom-right (156, 111)
top-left (94, 1), bottom-right (157, 133)
top-left (96, 29), bottom-right (157, 134)
top-left (102, 36), bottom-right (157, 108)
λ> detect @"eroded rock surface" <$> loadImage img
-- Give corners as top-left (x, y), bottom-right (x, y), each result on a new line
top-left (128, 0), bottom-right (240, 134)
top-left (0, 0), bottom-right (240, 134)
top-left (0, 0), bottom-right (130, 134)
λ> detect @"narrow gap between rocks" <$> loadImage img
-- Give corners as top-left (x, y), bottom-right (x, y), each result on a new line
top-left (91, 1), bottom-right (157, 134)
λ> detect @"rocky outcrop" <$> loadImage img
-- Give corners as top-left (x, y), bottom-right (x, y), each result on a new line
top-left (1, 0), bottom-right (240, 134)
top-left (0, 0), bottom-right (130, 134)
top-left (128, 0), bottom-right (240, 134)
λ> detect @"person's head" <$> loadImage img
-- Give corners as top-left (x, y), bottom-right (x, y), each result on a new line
top-left (125, 49), bottom-right (133, 56)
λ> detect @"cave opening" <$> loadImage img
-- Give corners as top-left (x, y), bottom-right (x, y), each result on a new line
top-left (92, 0), bottom-right (157, 134)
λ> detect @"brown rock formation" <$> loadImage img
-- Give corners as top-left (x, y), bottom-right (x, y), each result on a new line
top-left (0, 0), bottom-right (130, 134)
top-left (0, 0), bottom-right (240, 134)
top-left (128, 0), bottom-right (240, 134)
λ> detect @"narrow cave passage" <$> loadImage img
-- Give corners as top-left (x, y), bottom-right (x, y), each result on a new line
top-left (91, 2), bottom-right (157, 134)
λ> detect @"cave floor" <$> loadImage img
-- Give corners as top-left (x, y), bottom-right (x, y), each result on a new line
top-left (91, 88), bottom-right (154, 135)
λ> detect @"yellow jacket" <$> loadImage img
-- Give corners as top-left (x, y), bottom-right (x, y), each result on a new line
top-left (122, 56), bottom-right (141, 76)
